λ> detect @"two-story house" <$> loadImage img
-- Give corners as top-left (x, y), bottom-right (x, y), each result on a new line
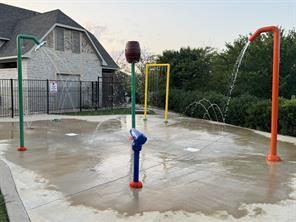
top-left (0, 3), bottom-right (120, 116)
top-left (0, 3), bottom-right (118, 81)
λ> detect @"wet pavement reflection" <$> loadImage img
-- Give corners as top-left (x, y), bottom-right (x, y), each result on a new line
top-left (0, 115), bottom-right (295, 219)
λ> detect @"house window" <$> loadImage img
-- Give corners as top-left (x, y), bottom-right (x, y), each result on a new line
top-left (0, 62), bottom-right (17, 69)
top-left (72, 31), bottom-right (80, 53)
top-left (55, 27), bottom-right (64, 51)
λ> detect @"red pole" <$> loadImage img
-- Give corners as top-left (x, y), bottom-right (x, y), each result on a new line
top-left (249, 26), bottom-right (281, 162)
top-left (269, 28), bottom-right (281, 161)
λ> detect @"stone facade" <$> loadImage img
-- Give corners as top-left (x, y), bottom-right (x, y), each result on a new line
top-left (0, 27), bottom-right (104, 114)
top-left (0, 68), bottom-right (17, 79)
top-left (26, 44), bottom-right (102, 81)
top-left (0, 60), bottom-right (28, 79)
top-left (0, 27), bottom-right (102, 81)
top-left (81, 34), bottom-right (96, 54)
top-left (46, 31), bottom-right (54, 48)
top-left (26, 28), bottom-right (102, 81)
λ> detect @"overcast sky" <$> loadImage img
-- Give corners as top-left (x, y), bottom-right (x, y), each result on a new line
top-left (2, 0), bottom-right (296, 56)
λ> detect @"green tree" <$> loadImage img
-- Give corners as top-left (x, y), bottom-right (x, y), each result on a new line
top-left (210, 34), bottom-right (273, 98)
top-left (157, 47), bottom-right (215, 91)
top-left (212, 30), bottom-right (296, 99)
top-left (280, 29), bottom-right (296, 98)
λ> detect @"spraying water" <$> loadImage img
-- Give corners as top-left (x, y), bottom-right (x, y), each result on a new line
top-left (89, 118), bottom-right (123, 144)
top-left (39, 47), bottom-right (82, 113)
top-left (183, 41), bottom-right (250, 124)
top-left (223, 41), bottom-right (250, 120)
top-left (184, 98), bottom-right (224, 123)
top-left (24, 41), bottom-right (47, 130)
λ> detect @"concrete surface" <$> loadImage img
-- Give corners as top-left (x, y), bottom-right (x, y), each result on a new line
top-left (0, 160), bottom-right (30, 222)
top-left (0, 114), bottom-right (295, 222)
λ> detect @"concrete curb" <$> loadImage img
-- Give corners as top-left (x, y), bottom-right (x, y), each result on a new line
top-left (0, 160), bottom-right (31, 222)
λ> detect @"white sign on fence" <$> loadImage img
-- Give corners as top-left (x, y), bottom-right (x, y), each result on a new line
top-left (49, 81), bottom-right (58, 93)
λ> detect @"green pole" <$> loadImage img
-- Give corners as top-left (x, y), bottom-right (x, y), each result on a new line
top-left (131, 63), bottom-right (136, 128)
top-left (16, 34), bottom-right (41, 151)
top-left (17, 36), bottom-right (25, 149)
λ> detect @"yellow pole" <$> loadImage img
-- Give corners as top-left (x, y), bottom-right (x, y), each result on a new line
top-left (164, 64), bottom-right (170, 123)
top-left (144, 65), bottom-right (149, 121)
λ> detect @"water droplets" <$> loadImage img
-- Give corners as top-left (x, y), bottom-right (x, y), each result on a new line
top-left (183, 41), bottom-right (250, 125)
top-left (223, 41), bottom-right (250, 120)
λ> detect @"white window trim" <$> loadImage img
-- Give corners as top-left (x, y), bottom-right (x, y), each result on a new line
top-left (0, 37), bottom-right (10, 41)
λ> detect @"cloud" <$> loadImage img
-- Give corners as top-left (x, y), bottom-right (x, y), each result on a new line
top-left (83, 21), bottom-right (108, 37)
top-left (83, 21), bottom-right (128, 61)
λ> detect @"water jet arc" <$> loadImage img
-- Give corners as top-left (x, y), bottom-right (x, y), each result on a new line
top-left (249, 26), bottom-right (281, 162)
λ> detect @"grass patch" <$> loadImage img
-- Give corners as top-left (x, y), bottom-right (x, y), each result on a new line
top-left (0, 191), bottom-right (9, 222)
top-left (63, 108), bottom-right (132, 116)
top-left (62, 107), bottom-right (156, 116)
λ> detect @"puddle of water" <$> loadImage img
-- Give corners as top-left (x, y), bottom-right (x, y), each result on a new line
top-left (1, 117), bottom-right (296, 220)
top-left (65, 133), bottom-right (78, 137)
top-left (184, 147), bottom-right (200, 152)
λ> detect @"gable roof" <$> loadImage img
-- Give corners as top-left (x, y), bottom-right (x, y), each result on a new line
top-left (87, 31), bottom-right (118, 70)
top-left (0, 3), bottom-right (119, 69)
top-left (0, 3), bottom-right (38, 39)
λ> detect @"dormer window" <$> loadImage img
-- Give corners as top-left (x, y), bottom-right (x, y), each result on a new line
top-left (55, 27), bottom-right (64, 51)
top-left (72, 31), bottom-right (80, 53)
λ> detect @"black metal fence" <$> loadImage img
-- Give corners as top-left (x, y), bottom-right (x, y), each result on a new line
top-left (0, 77), bottom-right (129, 117)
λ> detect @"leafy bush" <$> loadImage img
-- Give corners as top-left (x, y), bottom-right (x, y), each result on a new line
top-left (226, 94), bottom-right (259, 126)
top-left (245, 99), bottom-right (271, 131)
top-left (279, 98), bottom-right (296, 136)
top-left (148, 30), bottom-right (296, 136)
top-left (151, 89), bottom-right (296, 136)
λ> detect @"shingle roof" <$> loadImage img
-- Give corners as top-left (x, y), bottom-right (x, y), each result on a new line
top-left (0, 3), bottom-right (119, 69)
top-left (0, 3), bottom-right (38, 39)
top-left (87, 31), bottom-right (119, 70)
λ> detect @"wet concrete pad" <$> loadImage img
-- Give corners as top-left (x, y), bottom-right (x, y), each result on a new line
top-left (0, 115), bottom-right (295, 221)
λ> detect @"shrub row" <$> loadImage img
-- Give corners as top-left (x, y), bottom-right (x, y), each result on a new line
top-left (151, 89), bottom-right (296, 136)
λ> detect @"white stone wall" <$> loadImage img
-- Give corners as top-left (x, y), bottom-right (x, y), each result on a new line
top-left (0, 28), bottom-right (105, 115)
top-left (0, 68), bottom-right (17, 79)
top-left (0, 29), bottom-right (102, 81)
top-left (0, 60), bottom-right (29, 116)
top-left (0, 60), bottom-right (28, 79)
top-left (24, 29), bottom-right (103, 109)
top-left (24, 29), bottom-right (102, 81)
top-left (26, 47), bottom-right (102, 81)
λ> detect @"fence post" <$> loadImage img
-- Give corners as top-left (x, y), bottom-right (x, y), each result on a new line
top-left (96, 78), bottom-right (99, 110)
top-left (91, 81), bottom-right (94, 109)
top-left (10, 79), bottom-right (14, 118)
top-left (46, 79), bottom-right (49, 114)
top-left (79, 81), bottom-right (82, 112)
top-left (111, 77), bottom-right (114, 109)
